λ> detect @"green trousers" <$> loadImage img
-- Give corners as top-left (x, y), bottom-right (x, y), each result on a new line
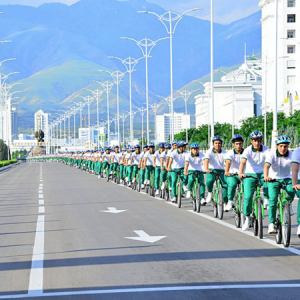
top-left (120, 165), bottom-right (125, 179)
top-left (295, 180), bottom-right (300, 225)
top-left (102, 162), bottom-right (108, 173)
top-left (132, 165), bottom-right (139, 180)
top-left (227, 175), bottom-right (241, 201)
top-left (127, 166), bottom-right (133, 182)
top-left (161, 170), bottom-right (168, 183)
top-left (154, 167), bottom-right (161, 190)
top-left (140, 168), bottom-right (145, 184)
top-left (243, 173), bottom-right (269, 217)
top-left (188, 170), bottom-right (205, 199)
top-left (206, 169), bottom-right (228, 203)
top-left (145, 165), bottom-right (154, 181)
top-left (267, 178), bottom-right (295, 223)
top-left (110, 162), bottom-right (118, 173)
top-left (170, 168), bottom-right (188, 198)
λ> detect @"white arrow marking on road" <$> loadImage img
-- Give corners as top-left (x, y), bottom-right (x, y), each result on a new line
top-left (125, 230), bottom-right (166, 243)
top-left (101, 207), bottom-right (127, 214)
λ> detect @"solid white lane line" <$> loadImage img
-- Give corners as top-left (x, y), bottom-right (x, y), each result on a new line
top-left (2, 284), bottom-right (300, 299)
top-left (39, 207), bottom-right (45, 214)
top-left (27, 215), bottom-right (44, 296)
top-left (39, 200), bottom-right (44, 205)
top-left (188, 210), bottom-right (300, 256)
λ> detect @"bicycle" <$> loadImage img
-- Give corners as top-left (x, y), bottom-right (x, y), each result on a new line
top-left (112, 164), bottom-right (120, 184)
top-left (131, 168), bottom-right (141, 192)
top-left (271, 180), bottom-right (291, 248)
top-left (145, 169), bottom-right (155, 197)
top-left (190, 171), bottom-right (206, 213)
top-left (210, 171), bottom-right (225, 220)
top-left (230, 173), bottom-right (244, 228)
top-left (172, 170), bottom-right (185, 208)
top-left (242, 175), bottom-right (265, 239)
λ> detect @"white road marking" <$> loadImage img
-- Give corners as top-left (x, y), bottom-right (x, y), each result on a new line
top-left (39, 184), bottom-right (43, 187)
top-left (39, 200), bottom-right (44, 205)
top-left (39, 207), bottom-right (45, 214)
top-left (40, 180), bottom-right (43, 182)
top-left (38, 190), bottom-right (43, 194)
top-left (27, 215), bottom-right (44, 296)
top-left (1, 284), bottom-right (300, 299)
top-left (38, 194), bottom-right (44, 199)
top-left (188, 210), bottom-right (300, 256)
top-left (125, 230), bottom-right (166, 243)
top-left (101, 207), bottom-right (127, 214)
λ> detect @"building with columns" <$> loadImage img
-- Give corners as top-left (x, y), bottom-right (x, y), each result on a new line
top-left (34, 110), bottom-right (49, 142)
top-left (259, 0), bottom-right (300, 115)
top-left (195, 55), bottom-right (263, 128)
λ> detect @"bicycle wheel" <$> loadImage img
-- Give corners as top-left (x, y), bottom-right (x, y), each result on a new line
top-left (164, 188), bottom-right (169, 201)
top-left (234, 195), bottom-right (241, 228)
top-left (257, 198), bottom-right (263, 239)
top-left (282, 202), bottom-right (291, 247)
top-left (275, 212), bottom-right (282, 244)
top-left (191, 188), bottom-right (196, 211)
top-left (106, 170), bottom-right (109, 182)
top-left (137, 174), bottom-right (141, 192)
top-left (196, 184), bottom-right (201, 213)
top-left (217, 185), bottom-right (224, 220)
top-left (177, 180), bottom-right (182, 208)
top-left (151, 177), bottom-right (155, 197)
top-left (213, 191), bottom-right (218, 218)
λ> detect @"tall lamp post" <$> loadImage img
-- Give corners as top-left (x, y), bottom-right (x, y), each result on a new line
top-left (108, 55), bottom-right (142, 144)
top-left (119, 112), bottom-right (129, 146)
top-left (136, 106), bottom-right (147, 147)
top-left (149, 103), bottom-right (161, 143)
top-left (121, 36), bottom-right (168, 144)
top-left (138, 8), bottom-right (202, 141)
top-left (83, 96), bottom-right (94, 150)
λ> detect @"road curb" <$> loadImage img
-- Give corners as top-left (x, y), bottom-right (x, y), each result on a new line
top-left (0, 162), bottom-right (20, 174)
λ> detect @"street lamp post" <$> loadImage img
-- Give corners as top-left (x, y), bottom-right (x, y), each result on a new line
top-left (210, 0), bottom-right (215, 140)
top-left (136, 107), bottom-right (147, 147)
top-left (138, 8), bottom-right (202, 141)
top-left (176, 89), bottom-right (200, 142)
top-left (121, 36), bottom-right (168, 144)
top-left (109, 56), bottom-right (142, 144)
top-left (83, 96), bottom-right (94, 150)
top-left (149, 103), bottom-right (161, 143)
top-left (119, 113), bottom-right (129, 146)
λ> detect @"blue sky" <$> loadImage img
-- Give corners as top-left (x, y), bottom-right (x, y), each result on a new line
top-left (0, 0), bottom-right (260, 24)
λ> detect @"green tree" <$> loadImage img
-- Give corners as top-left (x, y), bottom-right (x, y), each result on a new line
top-left (0, 139), bottom-right (8, 161)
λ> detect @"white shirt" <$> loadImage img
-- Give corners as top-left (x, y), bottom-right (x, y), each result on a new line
top-left (170, 150), bottom-right (185, 169)
top-left (131, 152), bottom-right (140, 165)
top-left (160, 150), bottom-right (168, 167)
top-left (242, 145), bottom-right (269, 174)
top-left (225, 149), bottom-right (244, 173)
top-left (204, 148), bottom-right (226, 170)
top-left (144, 151), bottom-right (155, 166)
top-left (265, 148), bottom-right (292, 179)
top-left (185, 152), bottom-right (205, 171)
top-left (154, 150), bottom-right (163, 167)
top-left (124, 152), bottom-right (131, 162)
top-left (111, 152), bottom-right (122, 163)
top-left (103, 153), bottom-right (110, 162)
top-left (291, 147), bottom-right (300, 177)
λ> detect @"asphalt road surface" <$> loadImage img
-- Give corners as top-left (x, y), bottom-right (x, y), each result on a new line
top-left (0, 162), bottom-right (300, 299)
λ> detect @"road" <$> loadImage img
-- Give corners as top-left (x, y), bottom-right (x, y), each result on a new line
top-left (0, 162), bottom-right (300, 299)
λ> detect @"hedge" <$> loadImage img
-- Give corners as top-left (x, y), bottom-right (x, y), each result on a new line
top-left (0, 159), bottom-right (18, 168)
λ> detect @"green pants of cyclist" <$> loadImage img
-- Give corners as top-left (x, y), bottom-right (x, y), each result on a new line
top-left (295, 180), bottom-right (300, 225)
top-left (267, 178), bottom-right (295, 223)
top-left (227, 175), bottom-right (241, 201)
top-left (243, 173), bottom-right (269, 217)
top-left (170, 168), bottom-right (188, 198)
top-left (110, 162), bottom-right (118, 173)
top-left (161, 169), bottom-right (168, 183)
top-left (120, 165), bottom-right (124, 179)
top-left (127, 165), bottom-right (133, 182)
top-left (145, 165), bottom-right (154, 181)
top-left (102, 161), bottom-right (109, 173)
top-left (206, 169), bottom-right (228, 203)
top-left (140, 168), bottom-right (145, 184)
top-left (188, 170), bottom-right (205, 199)
top-left (154, 167), bottom-right (161, 190)
top-left (132, 165), bottom-right (139, 180)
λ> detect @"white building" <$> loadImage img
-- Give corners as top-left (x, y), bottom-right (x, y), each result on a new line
top-left (78, 127), bottom-right (107, 147)
top-left (34, 110), bottom-right (49, 142)
top-left (195, 56), bottom-right (263, 128)
top-left (259, 0), bottom-right (300, 115)
top-left (156, 113), bottom-right (191, 142)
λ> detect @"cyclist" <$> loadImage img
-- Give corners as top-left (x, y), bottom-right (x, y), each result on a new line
top-left (167, 140), bottom-right (188, 202)
top-left (224, 134), bottom-right (244, 212)
top-left (139, 145), bottom-right (149, 189)
top-left (153, 142), bottom-right (165, 196)
top-left (166, 140), bottom-right (178, 189)
top-left (109, 145), bottom-right (121, 177)
top-left (142, 142), bottom-right (155, 187)
top-left (291, 144), bottom-right (300, 238)
top-left (119, 147), bottom-right (126, 184)
top-left (160, 143), bottom-right (171, 191)
top-left (130, 145), bottom-right (141, 184)
top-left (203, 135), bottom-right (228, 206)
top-left (264, 135), bottom-right (295, 234)
top-left (239, 130), bottom-right (269, 231)
top-left (101, 147), bottom-right (111, 177)
top-left (184, 142), bottom-right (205, 203)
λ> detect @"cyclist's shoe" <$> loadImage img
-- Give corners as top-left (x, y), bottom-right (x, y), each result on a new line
top-left (132, 178), bottom-right (136, 183)
top-left (186, 191), bottom-right (191, 199)
top-left (206, 192), bottom-right (212, 204)
top-left (225, 200), bottom-right (233, 212)
top-left (264, 199), bottom-right (269, 210)
top-left (242, 216), bottom-right (250, 231)
top-left (98, 175), bottom-right (101, 179)
top-left (120, 179), bottom-right (123, 184)
top-left (268, 223), bottom-right (277, 234)
top-left (155, 190), bottom-right (160, 196)
top-left (201, 198), bottom-right (206, 205)
top-left (297, 225), bottom-right (300, 239)
top-left (171, 197), bottom-right (176, 203)
top-left (141, 184), bottom-right (145, 189)
top-left (183, 185), bottom-right (188, 193)
top-left (290, 205), bottom-right (294, 216)
top-left (128, 182), bottom-right (131, 187)
top-left (161, 182), bottom-right (165, 190)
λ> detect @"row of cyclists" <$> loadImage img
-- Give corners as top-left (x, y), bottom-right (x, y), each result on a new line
top-left (35, 130), bottom-right (300, 241)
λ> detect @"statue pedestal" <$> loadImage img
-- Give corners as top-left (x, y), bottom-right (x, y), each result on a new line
top-left (29, 146), bottom-right (46, 157)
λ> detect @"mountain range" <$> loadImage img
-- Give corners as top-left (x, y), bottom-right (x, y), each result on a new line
top-left (0, 0), bottom-right (262, 130)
